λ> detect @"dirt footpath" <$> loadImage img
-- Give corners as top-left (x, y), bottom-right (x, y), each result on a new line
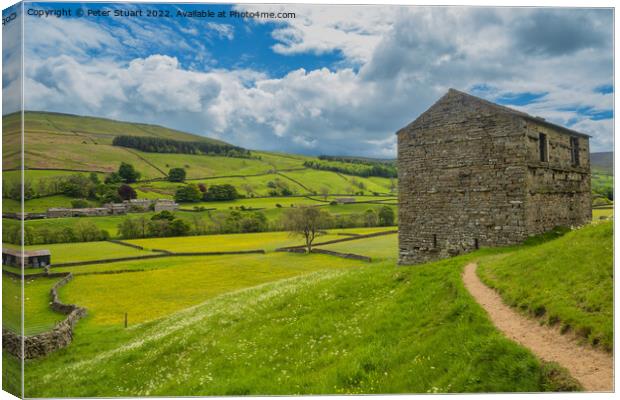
top-left (462, 263), bottom-right (613, 392)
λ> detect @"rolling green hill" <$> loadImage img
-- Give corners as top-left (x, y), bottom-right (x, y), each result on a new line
top-left (10, 223), bottom-right (606, 396)
top-left (3, 112), bottom-right (317, 178)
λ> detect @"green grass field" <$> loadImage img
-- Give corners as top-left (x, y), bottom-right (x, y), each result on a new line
top-left (4, 195), bottom-right (98, 213)
top-left (16, 252), bottom-right (571, 397)
top-left (317, 233), bottom-right (397, 260)
top-left (3, 220), bottom-right (607, 395)
top-left (592, 207), bottom-right (613, 220)
top-left (123, 228), bottom-right (363, 253)
top-left (24, 241), bottom-right (154, 264)
top-left (281, 169), bottom-right (394, 195)
top-left (478, 221), bottom-right (613, 351)
top-left (3, 275), bottom-right (65, 335)
top-left (59, 252), bottom-right (362, 326)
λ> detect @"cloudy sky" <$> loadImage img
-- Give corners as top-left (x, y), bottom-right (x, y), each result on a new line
top-left (2, 3), bottom-right (614, 156)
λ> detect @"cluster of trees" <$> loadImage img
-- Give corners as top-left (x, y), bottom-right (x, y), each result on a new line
top-left (3, 163), bottom-right (143, 204)
top-left (304, 157), bottom-right (397, 178)
top-left (174, 184), bottom-right (239, 203)
top-left (112, 135), bottom-right (251, 158)
top-left (168, 168), bottom-right (186, 182)
top-left (117, 211), bottom-right (190, 239)
top-left (9, 204), bottom-right (396, 244)
top-left (4, 220), bottom-right (109, 245)
top-left (56, 164), bottom-right (141, 204)
top-left (267, 178), bottom-right (295, 196)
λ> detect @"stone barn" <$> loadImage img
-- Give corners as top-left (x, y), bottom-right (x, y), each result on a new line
top-left (397, 89), bottom-right (591, 265)
top-left (2, 248), bottom-right (51, 268)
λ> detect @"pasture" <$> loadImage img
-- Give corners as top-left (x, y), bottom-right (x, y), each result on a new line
top-left (3, 275), bottom-right (65, 335)
top-left (124, 227), bottom-right (393, 253)
top-left (2, 218), bottom-right (609, 396)
top-left (24, 241), bottom-right (154, 264)
top-left (478, 221), bottom-right (613, 351)
top-left (59, 252), bottom-right (361, 326)
top-left (592, 207), bottom-right (613, 220)
top-left (18, 252), bottom-right (569, 397)
top-left (281, 169), bottom-right (394, 195)
top-left (317, 233), bottom-right (397, 260)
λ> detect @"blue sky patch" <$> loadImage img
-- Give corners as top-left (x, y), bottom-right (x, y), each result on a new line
top-left (496, 91), bottom-right (548, 106)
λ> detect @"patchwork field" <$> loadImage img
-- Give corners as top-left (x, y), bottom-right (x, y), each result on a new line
top-left (125, 227), bottom-right (395, 253)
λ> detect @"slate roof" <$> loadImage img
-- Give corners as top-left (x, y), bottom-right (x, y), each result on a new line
top-left (398, 88), bottom-right (590, 138)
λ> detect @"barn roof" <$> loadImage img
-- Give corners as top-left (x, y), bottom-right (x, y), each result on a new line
top-left (398, 88), bottom-right (590, 138)
top-left (3, 248), bottom-right (51, 257)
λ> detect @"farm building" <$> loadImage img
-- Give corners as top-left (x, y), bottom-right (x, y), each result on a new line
top-left (154, 199), bottom-right (179, 212)
top-left (47, 207), bottom-right (109, 218)
top-left (2, 248), bottom-right (51, 268)
top-left (397, 89), bottom-right (591, 264)
top-left (334, 198), bottom-right (356, 204)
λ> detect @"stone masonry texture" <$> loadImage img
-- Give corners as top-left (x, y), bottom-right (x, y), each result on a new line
top-left (397, 89), bottom-right (591, 264)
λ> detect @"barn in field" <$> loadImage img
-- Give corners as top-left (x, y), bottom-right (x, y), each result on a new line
top-left (2, 248), bottom-right (51, 268)
top-left (397, 89), bottom-right (591, 265)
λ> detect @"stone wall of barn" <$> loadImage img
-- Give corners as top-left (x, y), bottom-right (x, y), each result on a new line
top-left (397, 92), bottom-right (530, 264)
top-left (523, 120), bottom-right (591, 234)
top-left (397, 91), bottom-right (592, 265)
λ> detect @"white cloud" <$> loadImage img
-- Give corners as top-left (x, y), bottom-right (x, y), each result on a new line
top-left (17, 6), bottom-right (614, 157)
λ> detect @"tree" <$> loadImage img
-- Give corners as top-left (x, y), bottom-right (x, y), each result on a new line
top-left (60, 174), bottom-right (92, 198)
top-left (71, 199), bottom-right (90, 208)
top-left (364, 209), bottom-right (379, 227)
top-left (118, 162), bottom-right (141, 183)
top-left (105, 172), bottom-right (123, 184)
top-left (89, 172), bottom-right (100, 184)
top-left (281, 206), bottom-right (330, 252)
top-left (378, 206), bottom-right (395, 226)
top-left (74, 220), bottom-right (105, 242)
top-left (319, 186), bottom-right (330, 200)
top-left (168, 168), bottom-right (186, 182)
top-left (175, 184), bottom-right (202, 203)
top-left (151, 210), bottom-right (175, 221)
top-left (204, 184), bottom-right (239, 201)
top-left (118, 184), bottom-right (137, 200)
top-left (168, 219), bottom-right (190, 236)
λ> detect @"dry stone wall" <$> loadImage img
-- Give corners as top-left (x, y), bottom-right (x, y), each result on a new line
top-left (2, 272), bottom-right (87, 359)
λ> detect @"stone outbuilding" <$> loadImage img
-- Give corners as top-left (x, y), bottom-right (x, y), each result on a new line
top-left (397, 89), bottom-right (591, 264)
top-left (2, 248), bottom-right (51, 268)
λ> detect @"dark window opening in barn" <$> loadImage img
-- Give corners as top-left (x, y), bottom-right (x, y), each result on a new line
top-left (539, 133), bottom-right (548, 162)
top-left (474, 238), bottom-right (479, 250)
top-left (570, 137), bottom-right (580, 166)
top-left (433, 234), bottom-right (437, 248)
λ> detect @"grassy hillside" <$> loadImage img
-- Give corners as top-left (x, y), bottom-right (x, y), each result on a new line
top-left (3, 112), bottom-right (310, 178)
top-left (478, 222), bottom-right (613, 351)
top-left (17, 254), bottom-right (555, 397)
top-left (5, 219), bottom-right (609, 395)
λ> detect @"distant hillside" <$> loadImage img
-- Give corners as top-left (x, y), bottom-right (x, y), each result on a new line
top-left (591, 152), bottom-right (613, 175)
top-left (318, 155), bottom-right (396, 165)
top-left (2, 111), bottom-right (250, 177)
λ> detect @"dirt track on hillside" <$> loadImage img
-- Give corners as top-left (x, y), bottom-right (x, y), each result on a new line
top-left (462, 263), bottom-right (613, 392)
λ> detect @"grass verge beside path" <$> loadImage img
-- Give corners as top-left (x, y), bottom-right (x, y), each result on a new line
top-left (477, 222), bottom-right (613, 351)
